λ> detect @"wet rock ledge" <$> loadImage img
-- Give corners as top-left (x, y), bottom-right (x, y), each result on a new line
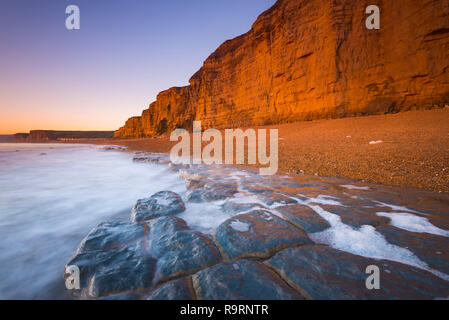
top-left (64, 153), bottom-right (449, 300)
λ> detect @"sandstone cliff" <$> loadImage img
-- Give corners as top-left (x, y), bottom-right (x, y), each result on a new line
top-left (115, 0), bottom-right (449, 138)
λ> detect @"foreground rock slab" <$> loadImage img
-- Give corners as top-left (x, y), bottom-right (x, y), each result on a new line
top-left (376, 225), bottom-right (449, 275)
top-left (66, 215), bottom-right (221, 298)
top-left (186, 183), bottom-right (238, 203)
top-left (65, 242), bottom-right (156, 298)
top-left (266, 246), bottom-right (449, 300)
top-left (131, 191), bottom-right (185, 222)
top-left (148, 278), bottom-right (195, 300)
top-left (215, 211), bottom-right (313, 260)
top-left (276, 204), bottom-right (331, 233)
top-left (193, 259), bottom-right (302, 300)
top-left (76, 221), bottom-right (145, 253)
top-left (148, 216), bottom-right (221, 284)
top-left (64, 154), bottom-right (449, 300)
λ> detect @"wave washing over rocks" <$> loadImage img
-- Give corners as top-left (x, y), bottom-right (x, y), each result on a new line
top-left (65, 152), bottom-right (449, 300)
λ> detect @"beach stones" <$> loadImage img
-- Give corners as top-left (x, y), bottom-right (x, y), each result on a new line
top-left (65, 242), bottom-right (156, 298)
top-left (276, 204), bottom-right (331, 233)
top-left (131, 191), bottom-right (185, 222)
top-left (266, 246), bottom-right (449, 300)
top-left (214, 211), bottom-right (313, 260)
top-left (76, 221), bottom-right (145, 253)
top-left (192, 260), bottom-right (302, 300)
top-left (148, 216), bottom-right (221, 284)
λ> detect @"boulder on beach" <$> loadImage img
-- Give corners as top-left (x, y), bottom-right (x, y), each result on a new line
top-left (266, 246), bottom-right (449, 300)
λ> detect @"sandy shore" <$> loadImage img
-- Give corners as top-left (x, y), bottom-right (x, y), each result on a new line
top-left (80, 108), bottom-right (449, 193)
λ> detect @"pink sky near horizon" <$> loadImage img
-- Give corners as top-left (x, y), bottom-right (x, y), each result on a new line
top-left (0, 0), bottom-right (275, 134)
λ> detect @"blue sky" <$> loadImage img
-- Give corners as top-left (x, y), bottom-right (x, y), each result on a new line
top-left (0, 0), bottom-right (275, 133)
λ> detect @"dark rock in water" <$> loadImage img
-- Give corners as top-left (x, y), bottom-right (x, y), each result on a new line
top-left (193, 259), bottom-right (302, 300)
top-left (240, 183), bottom-right (273, 194)
top-left (131, 191), bottom-right (185, 222)
top-left (276, 205), bottom-right (331, 233)
top-left (266, 246), bottom-right (449, 300)
top-left (133, 156), bottom-right (160, 163)
top-left (148, 216), bottom-right (221, 284)
top-left (133, 153), bottom-right (169, 164)
top-left (65, 242), bottom-right (156, 299)
top-left (185, 190), bottom-right (206, 203)
top-left (65, 215), bottom-right (220, 298)
top-left (64, 157), bottom-right (449, 300)
top-left (215, 211), bottom-right (312, 261)
top-left (168, 162), bottom-right (190, 172)
top-left (102, 146), bottom-right (128, 152)
top-left (257, 192), bottom-right (298, 206)
top-left (185, 178), bottom-right (206, 190)
top-left (186, 182), bottom-right (238, 203)
top-left (147, 278), bottom-right (195, 300)
top-left (376, 225), bottom-right (449, 275)
top-left (221, 201), bottom-right (266, 215)
top-left (76, 221), bottom-right (145, 253)
top-left (149, 215), bottom-right (189, 239)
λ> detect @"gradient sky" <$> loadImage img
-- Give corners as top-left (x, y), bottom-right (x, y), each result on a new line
top-left (0, 0), bottom-right (275, 134)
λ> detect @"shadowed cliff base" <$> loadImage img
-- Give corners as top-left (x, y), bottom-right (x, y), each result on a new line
top-left (114, 0), bottom-right (449, 139)
top-left (78, 108), bottom-right (449, 193)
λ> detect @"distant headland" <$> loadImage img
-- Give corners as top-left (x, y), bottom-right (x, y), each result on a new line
top-left (12, 130), bottom-right (114, 142)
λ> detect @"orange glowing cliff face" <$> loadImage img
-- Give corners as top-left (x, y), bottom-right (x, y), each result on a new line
top-left (115, 0), bottom-right (449, 138)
